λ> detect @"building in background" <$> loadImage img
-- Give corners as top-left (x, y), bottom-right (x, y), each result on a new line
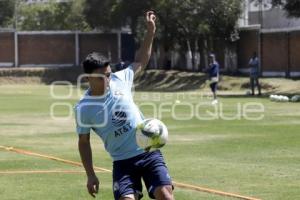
top-left (239, 0), bottom-right (300, 29)
top-left (238, 0), bottom-right (300, 77)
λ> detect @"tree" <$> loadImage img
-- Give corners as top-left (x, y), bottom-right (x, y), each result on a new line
top-left (83, 0), bottom-right (242, 45)
top-left (0, 0), bottom-right (15, 27)
top-left (153, 0), bottom-right (242, 70)
top-left (252, 0), bottom-right (300, 18)
top-left (17, 0), bottom-right (90, 31)
top-left (82, 0), bottom-right (160, 62)
top-left (201, 0), bottom-right (242, 40)
top-left (272, 0), bottom-right (300, 17)
top-left (83, 0), bottom-right (116, 31)
top-left (82, 0), bottom-right (243, 70)
top-left (83, 0), bottom-right (157, 35)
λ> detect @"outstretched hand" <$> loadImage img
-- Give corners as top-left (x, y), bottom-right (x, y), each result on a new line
top-left (87, 175), bottom-right (99, 198)
top-left (146, 11), bottom-right (156, 34)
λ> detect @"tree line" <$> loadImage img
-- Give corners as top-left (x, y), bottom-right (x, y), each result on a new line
top-left (0, 0), bottom-right (299, 70)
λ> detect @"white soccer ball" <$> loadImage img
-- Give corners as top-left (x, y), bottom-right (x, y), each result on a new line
top-left (246, 91), bottom-right (252, 96)
top-left (270, 94), bottom-right (290, 102)
top-left (282, 96), bottom-right (289, 102)
top-left (291, 95), bottom-right (300, 102)
top-left (269, 95), bottom-right (275, 101)
top-left (175, 100), bottom-right (181, 104)
top-left (135, 118), bottom-right (168, 151)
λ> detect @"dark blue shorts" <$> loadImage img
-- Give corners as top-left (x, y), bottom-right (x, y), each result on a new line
top-left (112, 150), bottom-right (173, 200)
top-left (210, 82), bottom-right (218, 92)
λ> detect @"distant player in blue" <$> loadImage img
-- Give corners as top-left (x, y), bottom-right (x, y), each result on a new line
top-left (207, 53), bottom-right (219, 105)
top-left (248, 52), bottom-right (261, 96)
top-left (74, 11), bottom-right (174, 200)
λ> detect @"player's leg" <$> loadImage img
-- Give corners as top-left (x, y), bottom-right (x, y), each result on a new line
top-left (140, 150), bottom-right (174, 200)
top-left (210, 82), bottom-right (218, 104)
top-left (153, 185), bottom-right (174, 200)
top-left (209, 82), bottom-right (214, 96)
top-left (113, 159), bottom-right (143, 200)
top-left (113, 178), bottom-right (143, 200)
top-left (250, 77), bottom-right (255, 95)
top-left (256, 77), bottom-right (262, 95)
top-left (213, 82), bottom-right (218, 100)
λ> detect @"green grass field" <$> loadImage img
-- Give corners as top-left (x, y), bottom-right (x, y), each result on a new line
top-left (0, 84), bottom-right (299, 200)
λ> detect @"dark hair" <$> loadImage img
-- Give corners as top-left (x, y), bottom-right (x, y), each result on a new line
top-left (82, 52), bottom-right (110, 74)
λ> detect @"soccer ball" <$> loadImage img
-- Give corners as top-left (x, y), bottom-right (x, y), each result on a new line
top-left (291, 95), bottom-right (300, 102)
top-left (136, 118), bottom-right (168, 151)
top-left (270, 94), bottom-right (289, 102)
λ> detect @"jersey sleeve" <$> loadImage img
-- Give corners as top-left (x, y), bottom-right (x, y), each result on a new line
top-left (113, 64), bottom-right (134, 89)
top-left (74, 105), bottom-right (91, 135)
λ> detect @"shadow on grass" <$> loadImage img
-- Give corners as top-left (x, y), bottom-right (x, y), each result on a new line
top-left (134, 70), bottom-right (207, 92)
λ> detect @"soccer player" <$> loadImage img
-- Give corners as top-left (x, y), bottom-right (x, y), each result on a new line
top-left (207, 53), bottom-right (220, 105)
top-left (248, 52), bottom-right (261, 96)
top-left (74, 11), bottom-right (174, 200)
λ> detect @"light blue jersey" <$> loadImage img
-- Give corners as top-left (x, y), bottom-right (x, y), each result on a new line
top-left (74, 65), bottom-right (145, 161)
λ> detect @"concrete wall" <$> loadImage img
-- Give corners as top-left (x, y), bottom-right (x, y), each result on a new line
top-left (238, 28), bottom-right (300, 77)
top-left (289, 31), bottom-right (300, 74)
top-left (262, 32), bottom-right (288, 73)
top-left (0, 32), bottom-right (15, 67)
top-left (0, 31), bottom-right (132, 67)
top-left (237, 29), bottom-right (259, 70)
top-left (18, 33), bottom-right (76, 66)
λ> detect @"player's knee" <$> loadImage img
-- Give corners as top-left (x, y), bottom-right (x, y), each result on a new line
top-left (154, 185), bottom-right (174, 200)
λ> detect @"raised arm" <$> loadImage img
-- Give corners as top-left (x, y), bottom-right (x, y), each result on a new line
top-left (78, 134), bottom-right (99, 198)
top-left (133, 11), bottom-right (156, 73)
